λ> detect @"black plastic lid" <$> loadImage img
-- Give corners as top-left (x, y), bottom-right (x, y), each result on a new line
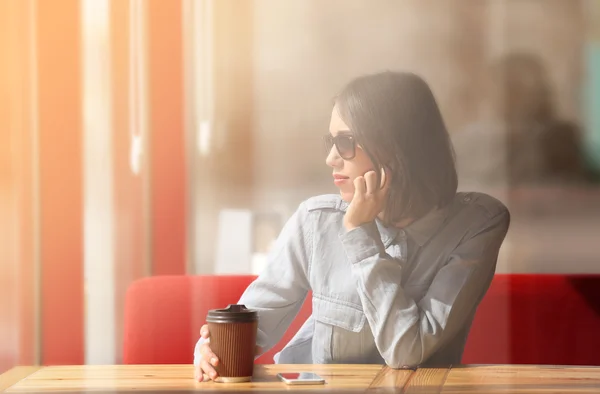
top-left (206, 304), bottom-right (258, 323)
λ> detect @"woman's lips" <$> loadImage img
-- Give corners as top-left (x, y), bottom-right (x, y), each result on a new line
top-left (333, 174), bottom-right (349, 186)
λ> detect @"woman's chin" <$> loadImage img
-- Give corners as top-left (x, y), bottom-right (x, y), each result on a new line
top-left (340, 190), bottom-right (354, 203)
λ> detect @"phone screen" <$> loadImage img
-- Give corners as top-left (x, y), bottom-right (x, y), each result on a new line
top-left (279, 372), bottom-right (323, 381)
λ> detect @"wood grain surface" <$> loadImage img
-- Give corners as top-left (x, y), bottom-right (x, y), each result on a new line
top-left (403, 367), bottom-right (450, 394)
top-left (366, 366), bottom-right (414, 393)
top-left (441, 364), bottom-right (600, 393)
top-left (0, 367), bottom-right (41, 392)
top-left (4, 364), bottom-right (600, 393)
top-left (2, 364), bottom-right (383, 392)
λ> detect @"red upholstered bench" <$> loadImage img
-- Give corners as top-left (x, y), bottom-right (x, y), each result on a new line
top-left (123, 274), bottom-right (600, 366)
top-left (462, 273), bottom-right (600, 365)
top-left (122, 275), bottom-right (311, 364)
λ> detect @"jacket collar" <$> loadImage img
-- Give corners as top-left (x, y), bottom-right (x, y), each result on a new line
top-left (337, 198), bottom-right (449, 247)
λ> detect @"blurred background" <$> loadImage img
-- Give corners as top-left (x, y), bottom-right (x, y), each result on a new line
top-left (1, 0), bottom-right (599, 372)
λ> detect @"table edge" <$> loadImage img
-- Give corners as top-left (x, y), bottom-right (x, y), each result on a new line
top-left (0, 367), bottom-right (42, 392)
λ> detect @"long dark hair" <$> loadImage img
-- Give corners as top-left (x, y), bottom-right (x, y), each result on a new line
top-left (335, 71), bottom-right (458, 224)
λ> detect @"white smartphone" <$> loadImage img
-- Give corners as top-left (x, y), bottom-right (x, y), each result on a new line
top-left (277, 372), bottom-right (325, 385)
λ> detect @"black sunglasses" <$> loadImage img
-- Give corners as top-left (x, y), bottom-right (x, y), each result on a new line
top-left (323, 133), bottom-right (356, 160)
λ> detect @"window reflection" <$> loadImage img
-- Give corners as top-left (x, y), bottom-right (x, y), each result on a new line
top-left (188, 0), bottom-right (600, 275)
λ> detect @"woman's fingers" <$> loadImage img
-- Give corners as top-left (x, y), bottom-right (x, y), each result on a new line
top-left (200, 344), bottom-right (219, 367)
top-left (195, 342), bottom-right (219, 382)
top-left (200, 359), bottom-right (217, 381)
top-left (353, 176), bottom-right (366, 199)
top-left (364, 171), bottom-right (378, 194)
top-left (194, 363), bottom-right (202, 382)
top-left (199, 324), bottom-right (210, 339)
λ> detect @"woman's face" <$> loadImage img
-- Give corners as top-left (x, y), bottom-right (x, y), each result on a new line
top-left (326, 105), bottom-right (375, 202)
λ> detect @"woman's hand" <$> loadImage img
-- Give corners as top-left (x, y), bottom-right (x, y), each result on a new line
top-left (195, 325), bottom-right (219, 382)
top-left (344, 168), bottom-right (389, 231)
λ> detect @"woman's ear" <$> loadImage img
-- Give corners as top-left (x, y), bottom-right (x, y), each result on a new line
top-left (380, 165), bottom-right (393, 190)
top-left (380, 167), bottom-right (387, 189)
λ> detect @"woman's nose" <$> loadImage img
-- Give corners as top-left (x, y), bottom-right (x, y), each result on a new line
top-left (325, 146), bottom-right (342, 168)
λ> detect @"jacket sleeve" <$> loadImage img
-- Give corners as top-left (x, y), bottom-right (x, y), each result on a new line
top-left (339, 207), bottom-right (510, 368)
top-left (194, 202), bottom-right (313, 365)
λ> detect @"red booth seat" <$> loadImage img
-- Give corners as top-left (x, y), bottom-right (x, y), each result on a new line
top-left (123, 274), bottom-right (600, 366)
top-left (462, 273), bottom-right (600, 365)
top-left (122, 275), bottom-right (310, 365)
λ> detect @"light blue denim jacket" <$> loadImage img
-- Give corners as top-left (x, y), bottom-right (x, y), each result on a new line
top-left (194, 192), bottom-right (510, 368)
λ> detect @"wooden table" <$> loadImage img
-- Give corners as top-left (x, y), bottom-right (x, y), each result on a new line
top-left (0, 364), bottom-right (409, 393)
top-left (2, 364), bottom-right (600, 393)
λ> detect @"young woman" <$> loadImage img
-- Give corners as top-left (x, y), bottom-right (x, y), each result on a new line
top-left (194, 71), bottom-right (510, 381)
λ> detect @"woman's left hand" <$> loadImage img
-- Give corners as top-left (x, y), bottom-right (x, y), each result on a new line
top-left (344, 168), bottom-right (389, 231)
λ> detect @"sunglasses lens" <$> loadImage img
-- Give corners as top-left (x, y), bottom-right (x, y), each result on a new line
top-left (336, 136), bottom-right (355, 159)
top-left (324, 134), bottom-right (355, 159)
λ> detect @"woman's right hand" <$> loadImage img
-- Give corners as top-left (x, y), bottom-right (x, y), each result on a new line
top-left (194, 325), bottom-right (219, 382)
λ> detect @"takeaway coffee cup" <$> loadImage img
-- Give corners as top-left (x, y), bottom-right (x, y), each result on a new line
top-left (206, 304), bottom-right (258, 383)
